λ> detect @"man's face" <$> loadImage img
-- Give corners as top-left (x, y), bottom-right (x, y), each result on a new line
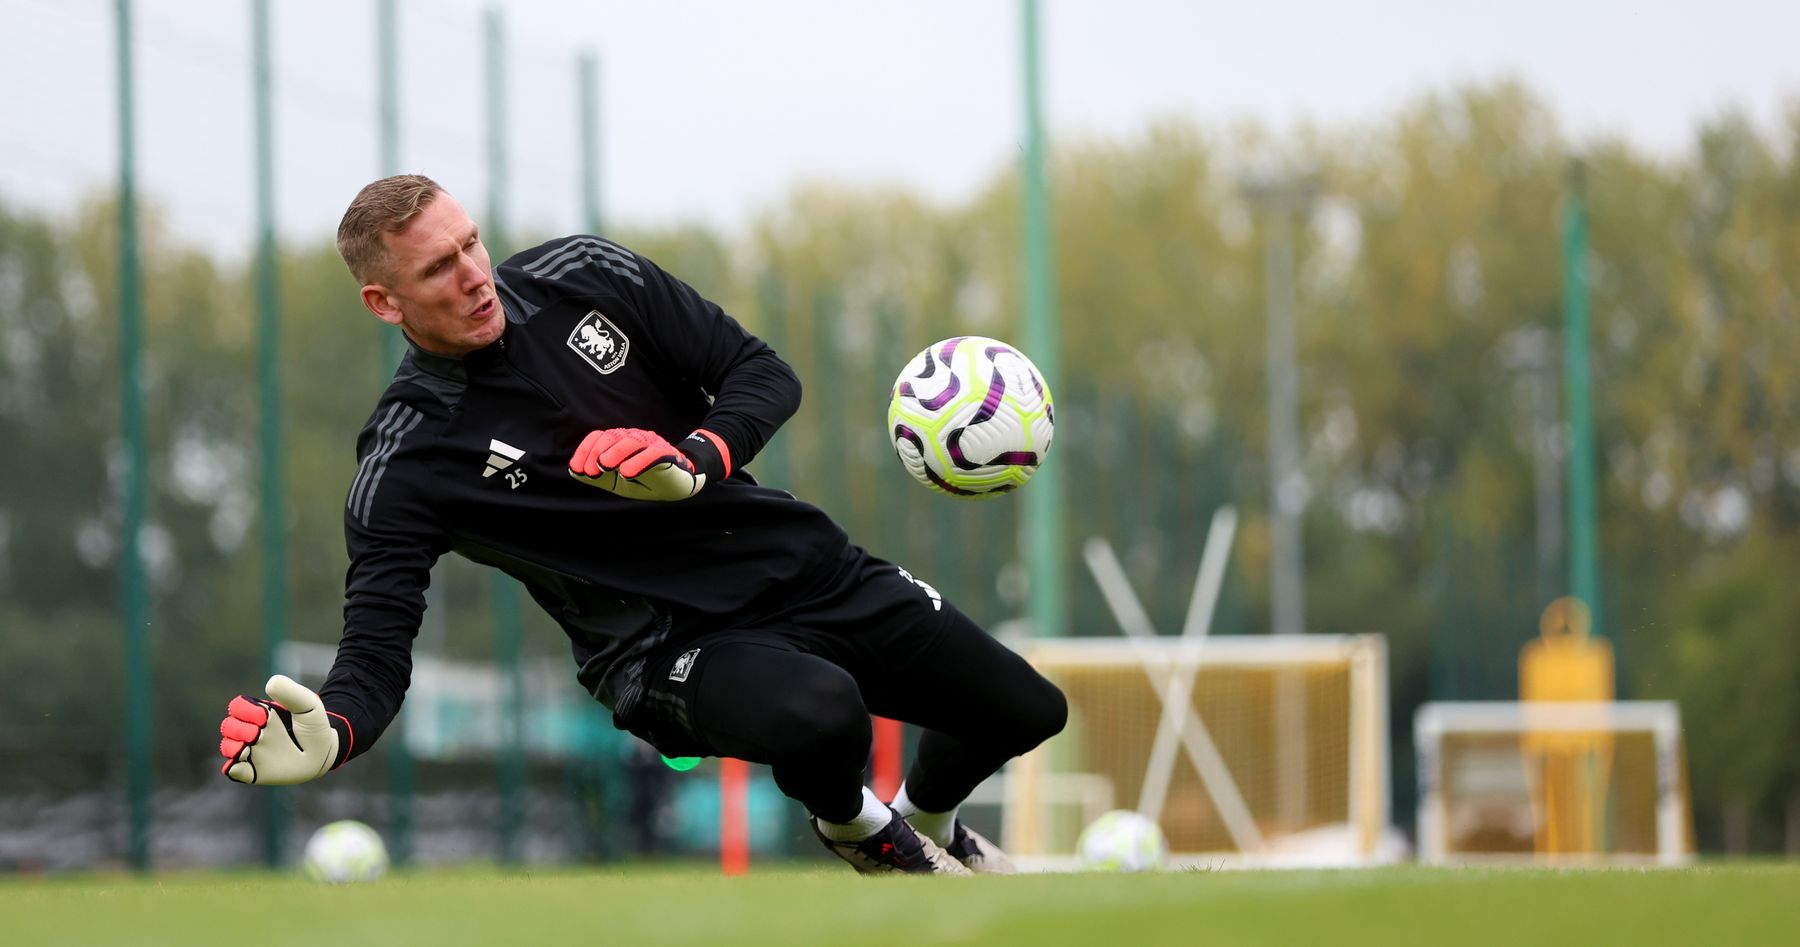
top-left (360, 192), bottom-right (505, 357)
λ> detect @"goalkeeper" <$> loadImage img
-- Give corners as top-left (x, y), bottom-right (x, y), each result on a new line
top-left (216, 175), bottom-right (1066, 875)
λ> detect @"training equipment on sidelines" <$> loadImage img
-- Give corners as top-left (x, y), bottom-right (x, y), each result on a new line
top-left (302, 819), bottom-right (390, 884)
top-left (887, 336), bottom-right (1054, 498)
top-left (1414, 701), bottom-right (1693, 866)
top-left (1006, 633), bottom-right (1393, 868)
top-left (998, 524), bottom-right (1394, 869)
top-left (1076, 810), bottom-right (1168, 872)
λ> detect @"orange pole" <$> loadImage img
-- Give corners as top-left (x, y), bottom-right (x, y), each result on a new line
top-left (872, 716), bottom-right (904, 802)
top-left (720, 757), bottom-right (750, 875)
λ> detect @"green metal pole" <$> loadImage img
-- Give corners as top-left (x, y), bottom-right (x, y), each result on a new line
top-left (578, 50), bottom-right (602, 234)
top-left (377, 0), bottom-right (400, 178)
top-left (812, 289), bottom-right (851, 521)
top-left (1019, 0), bottom-right (1065, 637)
top-left (1238, 174), bottom-right (1317, 636)
top-left (113, 0), bottom-right (152, 874)
top-left (484, 5), bottom-right (509, 297)
top-left (485, 5), bottom-right (526, 865)
top-left (1562, 159), bottom-right (1603, 648)
top-left (252, 0), bottom-right (291, 868)
top-left (876, 305), bottom-right (908, 560)
top-left (373, 0), bottom-right (414, 869)
top-left (377, 0), bottom-right (405, 371)
top-left (755, 272), bottom-right (791, 488)
top-left (493, 577), bottom-right (526, 864)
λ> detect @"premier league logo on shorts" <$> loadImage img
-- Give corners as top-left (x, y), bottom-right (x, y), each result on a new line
top-left (567, 310), bottom-right (630, 375)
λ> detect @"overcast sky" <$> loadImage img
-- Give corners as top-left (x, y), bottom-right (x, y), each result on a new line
top-left (1, 0), bottom-right (1795, 256)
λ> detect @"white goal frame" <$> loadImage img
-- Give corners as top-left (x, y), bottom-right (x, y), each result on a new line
top-left (1414, 700), bottom-right (1692, 866)
top-left (1004, 633), bottom-right (1392, 868)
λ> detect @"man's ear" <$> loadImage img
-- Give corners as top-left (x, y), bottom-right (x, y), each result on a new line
top-left (361, 284), bottom-right (402, 326)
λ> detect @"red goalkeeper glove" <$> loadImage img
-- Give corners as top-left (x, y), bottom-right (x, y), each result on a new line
top-left (567, 427), bottom-right (730, 502)
top-left (218, 675), bottom-right (341, 786)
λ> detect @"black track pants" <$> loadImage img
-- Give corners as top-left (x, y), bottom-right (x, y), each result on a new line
top-left (616, 550), bottom-right (1067, 823)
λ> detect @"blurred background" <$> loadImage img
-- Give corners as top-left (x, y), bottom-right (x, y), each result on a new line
top-left (1, 0), bottom-right (1796, 872)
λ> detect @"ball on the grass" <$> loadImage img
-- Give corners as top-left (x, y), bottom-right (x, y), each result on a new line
top-left (301, 819), bottom-right (389, 884)
top-left (1076, 810), bottom-right (1168, 872)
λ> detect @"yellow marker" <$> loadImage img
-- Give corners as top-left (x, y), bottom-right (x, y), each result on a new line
top-left (1519, 597), bottom-right (1615, 860)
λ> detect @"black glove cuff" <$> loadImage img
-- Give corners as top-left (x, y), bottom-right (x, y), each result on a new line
top-left (679, 430), bottom-right (728, 483)
top-left (328, 713), bottom-right (355, 769)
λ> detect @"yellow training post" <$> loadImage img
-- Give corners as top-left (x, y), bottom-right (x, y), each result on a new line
top-left (1518, 597), bottom-right (1615, 860)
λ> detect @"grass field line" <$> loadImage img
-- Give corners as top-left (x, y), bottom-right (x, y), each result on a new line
top-left (1, 864), bottom-right (1794, 947)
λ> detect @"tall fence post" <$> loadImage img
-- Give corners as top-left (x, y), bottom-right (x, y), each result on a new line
top-left (251, 0), bottom-right (291, 869)
top-left (484, 4), bottom-right (527, 865)
top-left (1019, 0), bottom-right (1065, 638)
top-left (113, 0), bottom-right (153, 874)
top-left (1562, 159), bottom-right (1603, 655)
top-left (373, 0), bottom-right (417, 869)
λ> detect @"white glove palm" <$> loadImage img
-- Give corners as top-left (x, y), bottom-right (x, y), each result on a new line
top-left (567, 428), bottom-right (707, 501)
top-left (218, 674), bottom-right (340, 786)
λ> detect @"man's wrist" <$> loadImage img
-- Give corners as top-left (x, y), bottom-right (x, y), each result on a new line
top-left (681, 429), bottom-right (732, 482)
top-left (327, 712), bottom-right (355, 769)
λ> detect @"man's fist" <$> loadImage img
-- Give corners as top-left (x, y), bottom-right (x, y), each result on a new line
top-left (219, 675), bottom-right (340, 786)
top-left (568, 428), bottom-right (719, 501)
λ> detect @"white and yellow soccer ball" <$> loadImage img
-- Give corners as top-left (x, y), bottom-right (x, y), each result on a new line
top-left (1077, 810), bottom-right (1169, 872)
top-left (301, 819), bottom-right (390, 884)
top-left (887, 336), bottom-right (1055, 498)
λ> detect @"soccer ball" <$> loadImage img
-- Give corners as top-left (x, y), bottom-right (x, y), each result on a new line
top-left (1076, 810), bottom-right (1168, 872)
top-left (301, 819), bottom-right (389, 884)
top-left (887, 336), bottom-right (1055, 498)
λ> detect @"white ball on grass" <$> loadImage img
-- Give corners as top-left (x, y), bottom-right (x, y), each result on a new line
top-left (1076, 810), bottom-right (1169, 872)
top-left (301, 819), bottom-right (389, 884)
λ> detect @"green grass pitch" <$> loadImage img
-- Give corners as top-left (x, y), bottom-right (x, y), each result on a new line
top-left (3, 864), bottom-right (1794, 946)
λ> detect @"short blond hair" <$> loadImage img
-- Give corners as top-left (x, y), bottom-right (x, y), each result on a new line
top-left (336, 173), bottom-right (443, 284)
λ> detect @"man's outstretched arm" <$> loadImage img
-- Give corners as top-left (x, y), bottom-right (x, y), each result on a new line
top-left (220, 395), bottom-right (447, 783)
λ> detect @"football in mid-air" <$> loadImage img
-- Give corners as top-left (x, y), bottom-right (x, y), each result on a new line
top-left (1076, 810), bottom-right (1169, 872)
top-left (887, 336), bottom-right (1055, 498)
top-left (301, 819), bottom-right (390, 884)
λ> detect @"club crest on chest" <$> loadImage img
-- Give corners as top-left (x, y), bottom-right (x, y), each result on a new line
top-left (567, 310), bottom-right (630, 375)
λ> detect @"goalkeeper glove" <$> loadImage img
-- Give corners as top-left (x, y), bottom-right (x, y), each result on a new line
top-left (567, 428), bottom-right (729, 502)
top-left (218, 674), bottom-right (340, 786)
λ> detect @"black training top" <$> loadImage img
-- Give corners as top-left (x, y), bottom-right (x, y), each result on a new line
top-left (317, 235), bottom-right (850, 767)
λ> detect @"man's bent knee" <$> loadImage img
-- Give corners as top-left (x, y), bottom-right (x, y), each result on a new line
top-left (773, 664), bottom-right (872, 763)
top-left (1011, 676), bottom-right (1068, 755)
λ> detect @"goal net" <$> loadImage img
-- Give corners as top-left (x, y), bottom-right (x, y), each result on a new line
top-left (1414, 701), bottom-right (1693, 865)
top-left (1001, 634), bottom-right (1392, 867)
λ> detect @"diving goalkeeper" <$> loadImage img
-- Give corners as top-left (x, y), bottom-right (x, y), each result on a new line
top-left (215, 174), bottom-right (1066, 875)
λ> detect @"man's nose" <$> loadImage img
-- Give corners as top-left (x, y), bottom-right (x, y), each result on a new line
top-left (456, 253), bottom-right (485, 289)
